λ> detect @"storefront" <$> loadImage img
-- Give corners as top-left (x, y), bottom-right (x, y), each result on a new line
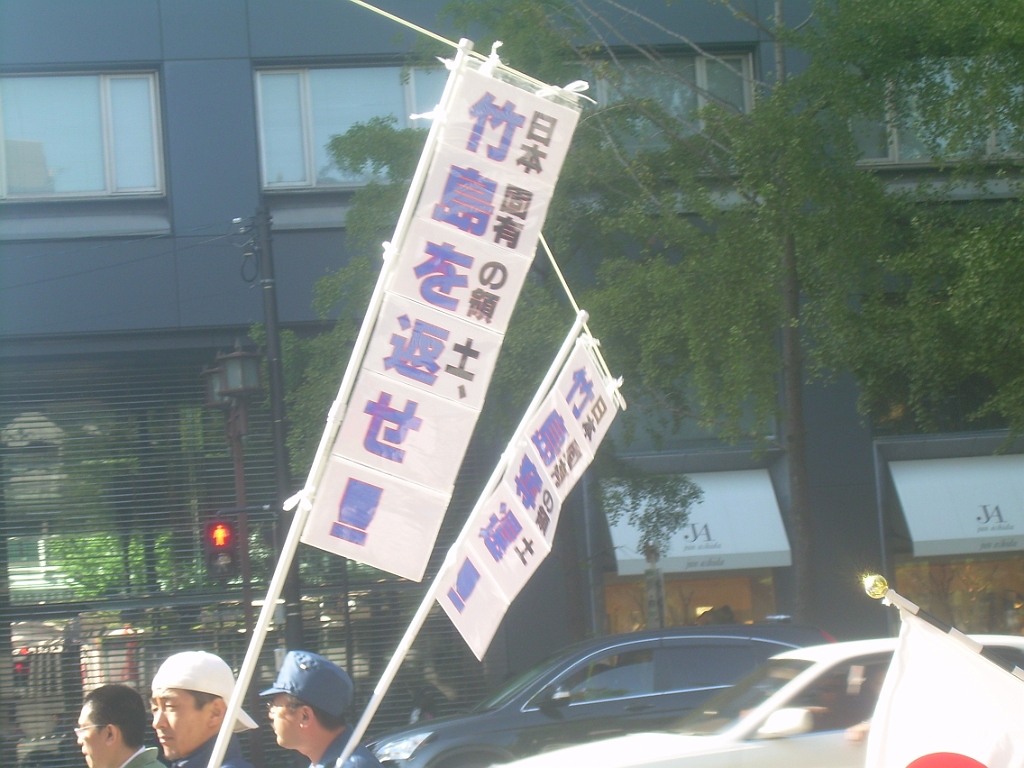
top-left (603, 468), bottom-right (792, 632)
top-left (876, 436), bottom-right (1024, 634)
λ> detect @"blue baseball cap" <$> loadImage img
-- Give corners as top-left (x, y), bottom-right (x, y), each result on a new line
top-left (260, 651), bottom-right (353, 717)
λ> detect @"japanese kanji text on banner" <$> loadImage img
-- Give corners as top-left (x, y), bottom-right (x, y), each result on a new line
top-left (440, 336), bottom-right (621, 659)
top-left (299, 54), bottom-right (583, 581)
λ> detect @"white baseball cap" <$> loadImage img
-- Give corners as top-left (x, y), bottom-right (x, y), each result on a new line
top-left (151, 651), bottom-right (258, 731)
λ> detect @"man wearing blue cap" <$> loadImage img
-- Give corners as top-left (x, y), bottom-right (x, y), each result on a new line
top-left (261, 650), bottom-right (382, 768)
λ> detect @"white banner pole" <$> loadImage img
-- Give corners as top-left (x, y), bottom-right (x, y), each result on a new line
top-left (204, 490), bottom-right (310, 768)
top-left (204, 40), bottom-right (476, 768)
top-left (335, 310), bottom-right (590, 767)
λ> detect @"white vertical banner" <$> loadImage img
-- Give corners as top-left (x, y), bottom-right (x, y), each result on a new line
top-left (440, 333), bottom-right (622, 659)
top-left (299, 55), bottom-right (584, 582)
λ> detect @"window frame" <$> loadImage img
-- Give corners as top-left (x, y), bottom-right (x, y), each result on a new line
top-left (855, 62), bottom-right (1020, 166)
top-left (254, 65), bottom-right (443, 191)
top-left (0, 71), bottom-right (164, 200)
top-left (595, 52), bottom-right (755, 124)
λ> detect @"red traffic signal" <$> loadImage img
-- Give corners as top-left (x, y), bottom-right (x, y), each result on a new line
top-left (204, 519), bottom-right (238, 581)
top-left (13, 648), bottom-right (30, 687)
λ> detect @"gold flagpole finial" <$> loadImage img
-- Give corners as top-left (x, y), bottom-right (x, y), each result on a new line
top-left (862, 574), bottom-right (889, 600)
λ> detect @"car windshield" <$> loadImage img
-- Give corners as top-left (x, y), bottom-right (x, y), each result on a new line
top-left (672, 658), bottom-right (813, 735)
top-left (471, 645), bottom-right (583, 712)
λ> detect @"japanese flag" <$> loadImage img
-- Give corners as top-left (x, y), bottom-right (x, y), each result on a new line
top-left (866, 609), bottom-right (1024, 768)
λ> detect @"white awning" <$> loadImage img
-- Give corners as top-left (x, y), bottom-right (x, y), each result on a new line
top-left (889, 454), bottom-right (1024, 557)
top-left (608, 469), bottom-right (792, 575)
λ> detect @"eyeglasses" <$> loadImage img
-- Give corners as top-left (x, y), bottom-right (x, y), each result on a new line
top-left (266, 700), bottom-right (301, 713)
top-left (74, 724), bottom-right (107, 737)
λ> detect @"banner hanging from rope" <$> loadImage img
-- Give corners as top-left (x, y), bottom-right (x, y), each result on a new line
top-left (299, 48), bottom-right (584, 581)
top-left (440, 335), bottom-right (621, 659)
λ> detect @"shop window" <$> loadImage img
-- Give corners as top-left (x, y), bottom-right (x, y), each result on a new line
top-left (895, 556), bottom-right (1024, 634)
top-left (256, 66), bottom-right (447, 189)
top-left (605, 573), bottom-right (776, 633)
top-left (0, 73), bottom-right (162, 198)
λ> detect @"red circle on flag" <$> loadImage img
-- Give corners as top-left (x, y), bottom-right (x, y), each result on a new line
top-left (907, 754), bottom-right (987, 768)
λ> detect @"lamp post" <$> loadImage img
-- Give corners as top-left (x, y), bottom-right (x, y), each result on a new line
top-left (201, 347), bottom-right (263, 635)
top-left (202, 346), bottom-right (265, 767)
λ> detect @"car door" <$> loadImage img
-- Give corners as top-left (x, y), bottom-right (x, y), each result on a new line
top-left (736, 653), bottom-right (892, 768)
top-left (645, 638), bottom-right (768, 729)
top-left (518, 638), bottom-right (662, 754)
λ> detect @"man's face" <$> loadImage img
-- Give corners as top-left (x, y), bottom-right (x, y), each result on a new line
top-left (266, 693), bottom-right (304, 752)
top-left (151, 688), bottom-right (222, 760)
top-left (76, 704), bottom-right (115, 768)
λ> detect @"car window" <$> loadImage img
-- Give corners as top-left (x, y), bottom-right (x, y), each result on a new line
top-left (561, 649), bottom-right (655, 703)
top-left (786, 654), bottom-right (891, 734)
top-left (983, 645), bottom-right (1024, 670)
top-left (473, 644), bottom-right (584, 711)
top-left (656, 642), bottom-right (759, 692)
top-left (675, 658), bottom-right (813, 735)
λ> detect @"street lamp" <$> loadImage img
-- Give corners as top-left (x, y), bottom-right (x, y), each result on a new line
top-left (202, 345), bottom-right (265, 766)
top-left (201, 346), bottom-right (264, 627)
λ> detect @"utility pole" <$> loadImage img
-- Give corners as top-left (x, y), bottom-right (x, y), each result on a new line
top-left (255, 207), bottom-right (305, 650)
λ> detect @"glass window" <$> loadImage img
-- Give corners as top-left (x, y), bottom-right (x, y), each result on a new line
top-left (256, 66), bottom-right (446, 189)
top-left (675, 658), bottom-right (812, 735)
top-left (560, 648), bottom-right (655, 703)
top-left (656, 643), bottom-right (760, 692)
top-left (787, 655), bottom-right (890, 733)
top-left (0, 73), bottom-right (162, 198)
top-left (598, 54), bottom-right (751, 152)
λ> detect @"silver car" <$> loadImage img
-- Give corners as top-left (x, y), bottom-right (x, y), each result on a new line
top-left (496, 635), bottom-right (1024, 768)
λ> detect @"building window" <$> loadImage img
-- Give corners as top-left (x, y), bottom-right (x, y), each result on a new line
top-left (853, 117), bottom-right (1014, 165)
top-left (0, 73), bottom-right (162, 199)
top-left (854, 60), bottom-right (1021, 165)
top-left (256, 66), bottom-right (447, 189)
top-left (597, 54), bottom-right (753, 150)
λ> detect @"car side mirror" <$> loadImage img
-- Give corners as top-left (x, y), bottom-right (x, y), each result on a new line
top-left (539, 685), bottom-right (572, 708)
top-left (755, 707), bottom-right (813, 739)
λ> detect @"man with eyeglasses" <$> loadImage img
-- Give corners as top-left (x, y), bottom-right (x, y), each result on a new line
top-left (261, 650), bottom-right (381, 768)
top-left (76, 684), bottom-right (160, 768)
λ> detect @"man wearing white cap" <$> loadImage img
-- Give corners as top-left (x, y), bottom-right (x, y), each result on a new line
top-left (150, 650), bottom-right (257, 768)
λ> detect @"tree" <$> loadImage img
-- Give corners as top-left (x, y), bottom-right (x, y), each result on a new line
top-left (802, 0), bottom-right (1024, 436)
top-left (439, 0), bottom-right (899, 621)
top-left (276, 0), bottom-right (1024, 624)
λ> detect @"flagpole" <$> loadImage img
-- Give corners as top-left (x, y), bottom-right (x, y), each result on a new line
top-left (203, 40), bottom-right (475, 768)
top-left (863, 574), bottom-right (1024, 679)
top-left (335, 310), bottom-right (590, 767)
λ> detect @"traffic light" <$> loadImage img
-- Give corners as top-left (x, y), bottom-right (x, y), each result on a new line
top-left (204, 518), bottom-right (239, 581)
top-left (13, 648), bottom-right (30, 687)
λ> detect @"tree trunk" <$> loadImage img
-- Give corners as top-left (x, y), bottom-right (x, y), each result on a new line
top-left (780, 231), bottom-right (813, 623)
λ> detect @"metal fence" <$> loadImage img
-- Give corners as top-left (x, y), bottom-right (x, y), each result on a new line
top-left (1, 352), bottom-right (491, 768)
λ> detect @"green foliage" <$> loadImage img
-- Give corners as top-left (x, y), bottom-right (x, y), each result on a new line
top-left (799, 0), bottom-right (1024, 433)
top-left (806, 0), bottom-right (1024, 162)
top-left (269, 0), bottom-right (1024, 565)
top-left (600, 473), bottom-right (704, 558)
top-left (441, 0), bottom-right (586, 85)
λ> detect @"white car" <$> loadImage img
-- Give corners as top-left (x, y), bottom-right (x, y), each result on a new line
top-left (495, 635), bottom-right (1024, 768)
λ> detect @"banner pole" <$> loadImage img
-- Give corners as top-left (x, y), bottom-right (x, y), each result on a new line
top-left (335, 310), bottom-right (590, 767)
top-left (205, 37), bottom-right (476, 768)
top-left (205, 495), bottom-right (311, 768)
